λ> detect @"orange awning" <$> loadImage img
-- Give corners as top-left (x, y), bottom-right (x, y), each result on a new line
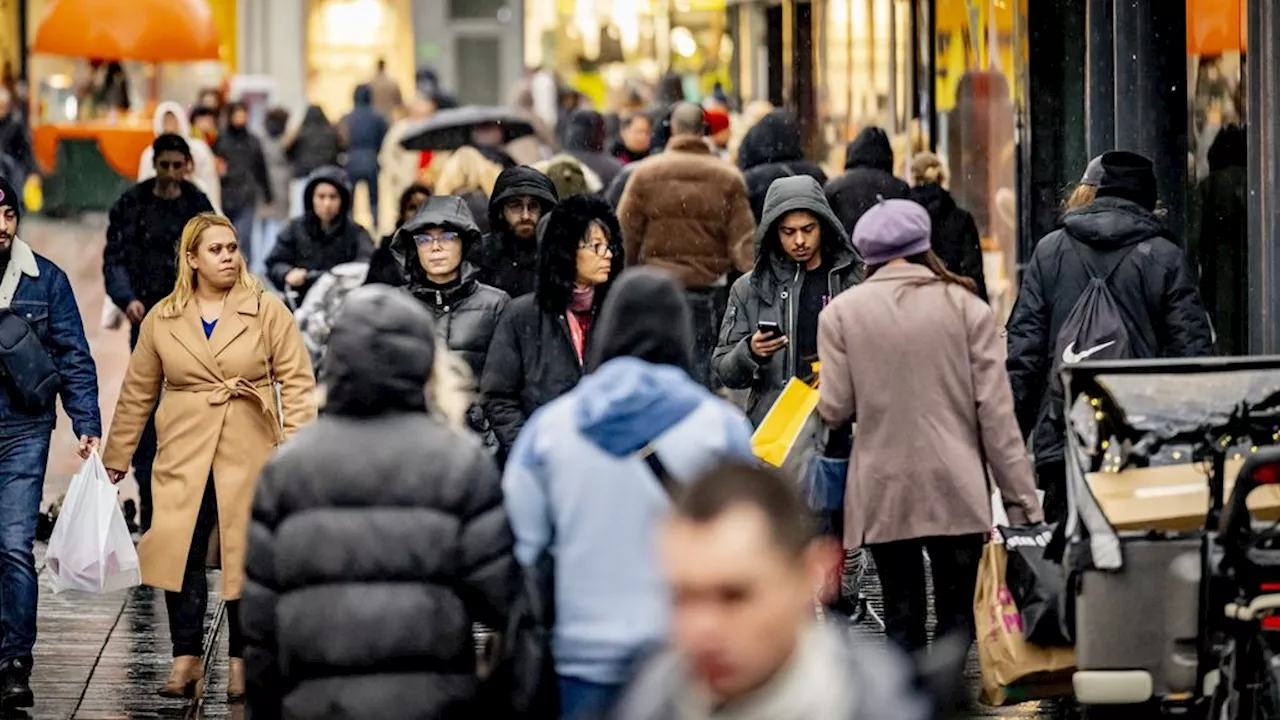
top-left (32, 0), bottom-right (220, 62)
top-left (1187, 0), bottom-right (1247, 56)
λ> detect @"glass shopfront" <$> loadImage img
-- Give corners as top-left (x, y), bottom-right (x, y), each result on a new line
top-left (306, 0), bottom-right (415, 120)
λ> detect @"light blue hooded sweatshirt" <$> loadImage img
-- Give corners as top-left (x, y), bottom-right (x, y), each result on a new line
top-left (502, 356), bottom-right (755, 685)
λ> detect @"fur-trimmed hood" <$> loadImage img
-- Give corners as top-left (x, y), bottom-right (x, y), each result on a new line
top-left (535, 194), bottom-right (625, 314)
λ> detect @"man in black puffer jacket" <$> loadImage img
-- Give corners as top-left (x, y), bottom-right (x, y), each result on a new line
top-left (824, 126), bottom-right (910, 235)
top-left (468, 166), bottom-right (558, 299)
top-left (737, 110), bottom-right (827, 222)
top-left (1007, 151), bottom-right (1213, 522)
top-left (242, 285), bottom-right (516, 719)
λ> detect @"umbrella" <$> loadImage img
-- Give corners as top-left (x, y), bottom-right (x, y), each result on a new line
top-left (32, 0), bottom-right (220, 63)
top-left (400, 106), bottom-right (537, 151)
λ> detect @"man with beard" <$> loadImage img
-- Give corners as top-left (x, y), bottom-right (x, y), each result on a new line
top-left (467, 166), bottom-right (558, 298)
top-left (0, 178), bottom-right (101, 711)
top-left (103, 133), bottom-right (214, 533)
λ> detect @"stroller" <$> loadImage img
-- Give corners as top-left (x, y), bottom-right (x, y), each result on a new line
top-left (290, 262), bottom-right (371, 371)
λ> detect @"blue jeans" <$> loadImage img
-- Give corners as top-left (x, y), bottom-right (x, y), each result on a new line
top-left (253, 217), bottom-right (284, 277)
top-left (0, 431), bottom-right (51, 666)
top-left (558, 676), bottom-right (623, 720)
top-left (228, 205), bottom-right (257, 269)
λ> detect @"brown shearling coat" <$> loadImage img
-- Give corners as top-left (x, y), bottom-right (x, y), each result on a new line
top-left (103, 283), bottom-right (316, 599)
top-left (816, 264), bottom-right (1042, 548)
top-left (617, 135), bottom-right (755, 288)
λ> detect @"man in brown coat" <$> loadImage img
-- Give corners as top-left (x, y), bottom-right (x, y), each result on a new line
top-left (617, 102), bottom-right (755, 386)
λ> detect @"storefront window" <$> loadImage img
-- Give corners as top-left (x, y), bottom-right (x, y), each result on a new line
top-left (307, 0), bottom-right (414, 121)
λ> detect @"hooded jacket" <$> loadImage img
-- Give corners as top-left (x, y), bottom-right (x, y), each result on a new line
top-left (392, 196), bottom-right (510, 379)
top-left (563, 109), bottom-right (624, 189)
top-left (824, 127), bottom-right (910, 235)
top-left (1006, 196), bottom-right (1214, 464)
top-left (213, 121), bottom-right (273, 213)
top-left (137, 101), bottom-right (221, 210)
top-left (340, 84), bottom-right (390, 177)
top-left (243, 286), bottom-right (516, 719)
top-left (910, 183), bottom-right (988, 301)
top-left (501, 269), bottom-right (754, 685)
top-left (104, 178), bottom-right (214, 311)
top-left (480, 195), bottom-right (624, 464)
top-left (468, 166), bottom-right (559, 299)
top-left (266, 166), bottom-right (375, 300)
top-left (737, 111), bottom-right (828, 222)
top-left (286, 106), bottom-right (343, 179)
top-left (714, 176), bottom-right (862, 424)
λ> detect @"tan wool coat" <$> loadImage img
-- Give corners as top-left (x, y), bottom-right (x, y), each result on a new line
top-left (816, 264), bottom-right (1042, 548)
top-left (103, 284), bottom-right (316, 599)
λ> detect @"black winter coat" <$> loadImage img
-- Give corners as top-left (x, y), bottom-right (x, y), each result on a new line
top-left (103, 179), bottom-right (214, 311)
top-left (468, 167), bottom-right (559, 299)
top-left (243, 288), bottom-right (516, 720)
top-left (825, 127), bottom-right (910, 235)
top-left (1191, 125), bottom-right (1248, 355)
top-left (910, 183), bottom-right (988, 301)
top-left (1006, 196), bottom-right (1214, 464)
top-left (266, 167), bottom-right (375, 300)
top-left (213, 127), bottom-right (273, 213)
top-left (287, 106), bottom-right (343, 179)
top-left (737, 110), bottom-right (827, 222)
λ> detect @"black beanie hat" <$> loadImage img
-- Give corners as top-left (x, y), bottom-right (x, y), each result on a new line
top-left (0, 178), bottom-right (19, 221)
top-left (587, 267), bottom-right (695, 375)
top-left (1095, 150), bottom-right (1157, 211)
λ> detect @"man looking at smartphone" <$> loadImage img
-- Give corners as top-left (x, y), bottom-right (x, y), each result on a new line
top-left (713, 175), bottom-right (862, 426)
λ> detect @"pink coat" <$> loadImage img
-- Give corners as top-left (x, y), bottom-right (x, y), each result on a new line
top-left (816, 263), bottom-right (1043, 547)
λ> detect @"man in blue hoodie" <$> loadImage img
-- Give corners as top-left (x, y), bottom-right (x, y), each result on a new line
top-left (502, 267), bottom-right (755, 720)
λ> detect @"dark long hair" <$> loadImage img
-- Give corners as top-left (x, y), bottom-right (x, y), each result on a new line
top-left (865, 250), bottom-right (978, 293)
top-left (536, 195), bottom-right (625, 315)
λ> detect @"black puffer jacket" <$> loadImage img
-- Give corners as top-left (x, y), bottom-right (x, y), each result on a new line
top-left (563, 109), bottom-right (624, 189)
top-left (266, 166), bottom-right (375, 300)
top-left (737, 110), bottom-right (828, 222)
top-left (480, 195), bottom-right (624, 464)
top-left (243, 285), bottom-right (516, 720)
top-left (910, 183), bottom-right (988, 301)
top-left (286, 106), bottom-right (342, 179)
top-left (393, 196), bottom-right (511, 379)
top-left (714, 175), bottom-right (862, 424)
top-left (1006, 196), bottom-right (1214, 464)
top-left (467, 166), bottom-right (559, 299)
top-left (824, 127), bottom-right (910, 235)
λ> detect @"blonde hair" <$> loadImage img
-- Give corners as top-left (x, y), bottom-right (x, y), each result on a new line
top-left (1064, 184), bottom-right (1097, 211)
top-left (910, 151), bottom-right (949, 187)
top-left (157, 213), bottom-right (261, 319)
top-left (426, 337), bottom-right (474, 431)
top-left (433, 146), bottom-right (502, 198)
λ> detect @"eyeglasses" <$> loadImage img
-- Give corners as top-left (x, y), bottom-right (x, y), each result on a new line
top-left (578, 242), bottom-right (614, 258)
top-left (157, 160), bottom-right (187, 171)
top-left (504, 199), bottom-right (541, 216)
top-left (414, 231), bottom-right (462, 247)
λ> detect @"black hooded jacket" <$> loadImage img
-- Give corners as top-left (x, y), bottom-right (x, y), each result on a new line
top-left (286, 106), bottom-right (342, 179)
top-left (909, 183), bottom-right (988, 301)
top-left (824, 127), bottom-right (910, 234)
top-left (266, 166), bottom-right (375, 300)
top-left (213, 124), bottom-right (272, 213)
top-left (243, 285), bottom-right (516, 720)
top-left (392, 196), bottom-right (511, 379)
top-left (104, 179), bottom-right (214, 311)
top-left (737, 111), bottom-right (828, 222)
top-left (467, 166), bottom-right (559, 298)
top-left (1192, 125), bottom-right (1248, 355)
top-left (480, 194), bottom-right (624, 464)
top-left (563, 109), bottom-right (624, 189)
top-left (1006, 196), bottom-right (1214, 464)
top-left (714, 176), bottom-right (862, 424)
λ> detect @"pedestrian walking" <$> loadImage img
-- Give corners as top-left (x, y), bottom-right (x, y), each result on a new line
top-left (1064, 154), bottom-right (1104, 211)
top-left (468, 165), bottom-right (559, 298)
top-left (339, 84), bottom-right (390, 230)
top-left (0, 179), bottom-right (101, 711)
top-left (254, 107), bottom-right (293, 274)
top-left (102, 213), bottom-right (317, 702)
top-left (824, 126), bottom-right (910, 235)
top-left (1191, 125), bottom-right (1247, 355)
top-left (213, 102), bottom-right (274, 268)
top-left (137, 101), bottom-right (221, 211)
top-left (377, 89), bottom-right (436, 236)
top-left (608, 111), bottom-right (651, 165)
top-left (816, 198), bottom-right (1043, 654)
top-left (617, 102), bottom-right (755, 388)
top-left (908, 152), bottom-right (988, 301)
top-left (714, 175), bottom-right (860, 424)
top-left (480, 194), bottom-right (623, 463)
top-left (368, 57), bottom-right (404, 120)
top-left (611, 462), bottom-right (931, 720)
top-left (562, 109), bottom-right (624, 189)
top-left (243, 285), bottom-right (516, 719)
top-left (0, 88), bottom-right (35, 192)
top-left (503, 268), bottom-right (754, 719)
top-left (266, 166), bottom-right (375, 304)
top-left (105, 134), bottom-right (215, 532)
top-left (736, 110), bottom-right (827, 222)
top-left (284, 106), bottom-right (343, 217)
top-left (365, 182), bottom-right (431, 287)
top-left (1006, 151), bottom-right (1213, 523)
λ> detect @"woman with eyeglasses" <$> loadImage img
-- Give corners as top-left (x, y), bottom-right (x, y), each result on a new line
top-left (481, 195), bottom-right (624, 465)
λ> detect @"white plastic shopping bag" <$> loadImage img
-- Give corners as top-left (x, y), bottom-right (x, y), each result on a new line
top-left (45, 451), bottom-right (141, 594)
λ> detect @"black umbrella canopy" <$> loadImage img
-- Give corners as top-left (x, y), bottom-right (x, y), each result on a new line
top-left (400, 106), bottom-right (537, 151)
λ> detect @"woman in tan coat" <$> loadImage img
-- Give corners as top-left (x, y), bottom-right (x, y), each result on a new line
top-left (816, 197), bottom-right (1042, 654)
top-left (103, 213), bottom-right (316, 701)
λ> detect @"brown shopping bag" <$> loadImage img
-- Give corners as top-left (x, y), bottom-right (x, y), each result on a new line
top-left (975, 540), bottom-right (1075, 705)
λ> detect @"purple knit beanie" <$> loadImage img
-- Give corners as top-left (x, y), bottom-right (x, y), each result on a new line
top-left (852, 197), bottom-right (932, 265)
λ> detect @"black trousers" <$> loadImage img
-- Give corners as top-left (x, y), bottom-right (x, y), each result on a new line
top-left (165, 475), bottom-right (242, 658)
top-left (867, 534), bottom-right (986, 654)
top-left (685, 287), bottom-right (729, 390)
top-left (129, 322), bottom-right (157, 532)
top-left (1036, 460), bottom-right (1068, 526)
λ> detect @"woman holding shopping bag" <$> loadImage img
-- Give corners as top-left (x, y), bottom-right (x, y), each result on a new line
top-left (816, 197), bottom-right (1042, 654)
top-left (103, 213), bottom-right (316, 701)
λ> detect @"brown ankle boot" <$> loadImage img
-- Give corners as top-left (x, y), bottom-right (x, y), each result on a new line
top-left (157, 655), bottom-right (204, 699)
top-left (227, 658), bottom-right (245, 702)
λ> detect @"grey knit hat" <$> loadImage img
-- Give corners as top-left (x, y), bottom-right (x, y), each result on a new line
top-left (852, 197), bottom-right (932, 265)
top-left (1081, 155), bottom-right (1105, 186)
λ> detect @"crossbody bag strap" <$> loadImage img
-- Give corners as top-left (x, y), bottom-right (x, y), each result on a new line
top-left (637, 445), bottom-right (681, 498)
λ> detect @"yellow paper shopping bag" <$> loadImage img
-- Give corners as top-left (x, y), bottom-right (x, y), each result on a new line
top-left (752, 378), bottom-right (821, 469)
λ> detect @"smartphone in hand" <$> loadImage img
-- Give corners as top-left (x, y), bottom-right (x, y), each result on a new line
top-left (757, 320), bottom-right (783, 340)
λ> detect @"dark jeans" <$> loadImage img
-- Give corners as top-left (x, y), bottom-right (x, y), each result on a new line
top-left (558, 675), bottom-right (622, 720)
top-left (349, 170), bottom-right (378, 229)
top-left (1036, 460), bottom-right (1067, 526)
top-left (867, 534), bottom-right (985, 654)
top-left (129, 322), bottom-right (157, 532)
top-left (685, 286), bottom-right (729, 390)
top-left (227, 205), bottom-right (257, 268)
top-left (0, 431), bottom-right (51, 667)
top-left (165, 475), bottom-right (242, 658)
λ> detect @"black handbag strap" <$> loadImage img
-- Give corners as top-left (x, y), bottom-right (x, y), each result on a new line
top-left (638, 445), bottom-right (680, 498)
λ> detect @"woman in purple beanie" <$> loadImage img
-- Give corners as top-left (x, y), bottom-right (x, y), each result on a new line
top-left (814, 197), bottom-right (1044, 654)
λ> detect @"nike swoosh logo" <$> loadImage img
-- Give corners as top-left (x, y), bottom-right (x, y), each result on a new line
top-left (1062, 341), bottom-right (1116, 365)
